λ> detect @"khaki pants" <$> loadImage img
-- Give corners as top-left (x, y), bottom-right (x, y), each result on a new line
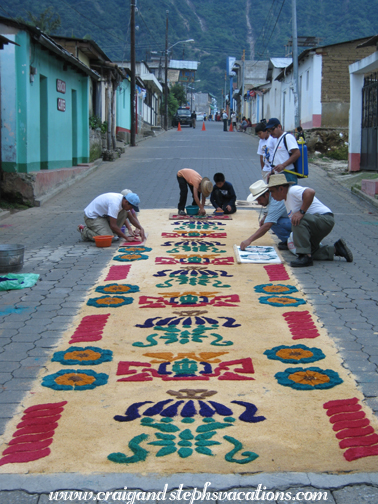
top-left (81, 210), bottom-right (127, 242)
top-left (293, 213), bottom-right (335, 260)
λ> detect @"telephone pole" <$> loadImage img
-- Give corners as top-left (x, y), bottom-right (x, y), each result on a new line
top-left (164, 10), bottom-right (169, 131)
top-left (130, 0), bottom-right (136, 146)
top-left (292, 0), bottom-right (300, 129)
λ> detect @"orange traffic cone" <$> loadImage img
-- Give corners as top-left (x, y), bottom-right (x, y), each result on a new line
top-left (229, 122), bottom-right (233, 132)
top-left (177, 122), bottom-right (182, 131)
top-left (202, 121), bottom-right (206, 131)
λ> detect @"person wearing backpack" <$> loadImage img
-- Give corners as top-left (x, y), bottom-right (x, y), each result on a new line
top-left (265, 118), bottom-right (300, 184)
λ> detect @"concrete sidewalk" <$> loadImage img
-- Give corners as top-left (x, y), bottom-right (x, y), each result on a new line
top-left (0, 121), bottom-right (377, 502)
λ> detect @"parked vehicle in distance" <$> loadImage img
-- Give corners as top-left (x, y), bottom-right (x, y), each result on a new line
top-left (172, 107), bottom-right (192, 127)
top-left (196, 113), bottom-right (204, 121)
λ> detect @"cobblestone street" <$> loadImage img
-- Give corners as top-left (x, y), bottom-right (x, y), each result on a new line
top-left (0, 121), bottom-right (377, 502)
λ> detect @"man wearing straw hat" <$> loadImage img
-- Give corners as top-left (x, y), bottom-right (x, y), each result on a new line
top-left (268, 173), bottom-right (353, 267)
top-left (240, 180), bottom-right (291, 250)
top-left (177, 168), bottom-right (213, 216)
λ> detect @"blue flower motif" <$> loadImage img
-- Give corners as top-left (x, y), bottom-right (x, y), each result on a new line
top-left (42, 369), bottom-right (108, 391)
top-left (259, 296), bottom-right (306, 307)
top-left (52, 346), bottom-right (113, 366)
top-left (275, 367), bottom-right (343, 390)
top-left (254, 284), bottom-right (298, 295)
top-left (264, 345), bottom-right (325, 364)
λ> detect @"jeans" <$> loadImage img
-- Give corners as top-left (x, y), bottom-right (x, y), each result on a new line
top-left (177, 175), bottom-right (195, 211)
top-left (271, 216), bottom-right (292, 242)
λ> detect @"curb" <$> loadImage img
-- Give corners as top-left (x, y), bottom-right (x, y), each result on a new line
top-left (351, 186), bottom-right (378, 210)
top-left (0, 209), bottom-right (11, 222)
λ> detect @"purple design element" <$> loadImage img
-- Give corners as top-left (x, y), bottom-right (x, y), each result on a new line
top-left (114, 401), bottom-right (153, 422)
top-left (231, 401), bottom-right (266, 423)
top-left (161, 401), bottom-right (185, 417)
top-left (143, 400), bottom-right (173, 417)
top-left (136, 316), bottom-right (241, 329)
top-left (181, 400), bottom-right (196, 417)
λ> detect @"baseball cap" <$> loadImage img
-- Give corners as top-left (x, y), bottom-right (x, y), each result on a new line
top-left (265, 118), bottom-right (281, 130)
top-left (124, 192), bottom-right (140, 212)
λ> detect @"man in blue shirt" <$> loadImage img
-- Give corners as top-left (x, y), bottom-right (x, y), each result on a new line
top-left (210, 173), bottom-right (237, 214)
top-left (240, 180), bottom-right (291, 250)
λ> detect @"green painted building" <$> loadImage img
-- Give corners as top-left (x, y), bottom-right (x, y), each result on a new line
top-left (0, 16), bottom-right (99, 175)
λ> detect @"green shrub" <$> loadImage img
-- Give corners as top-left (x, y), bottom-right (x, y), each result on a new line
top-left (327, 146), bottom-right (348, 160)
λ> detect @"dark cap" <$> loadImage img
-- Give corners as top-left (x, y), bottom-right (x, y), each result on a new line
top-left (265, 118), bottom-right (281, 130)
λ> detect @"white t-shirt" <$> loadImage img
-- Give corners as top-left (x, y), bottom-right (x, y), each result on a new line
top-left (272, 133), bottom-right (299, 172)
top-left (285, 186), bottom-right (332, 219)
top-left (84, 193), bottom-right (124, 219)
top-left (257, 135), bottom-right (277, 172)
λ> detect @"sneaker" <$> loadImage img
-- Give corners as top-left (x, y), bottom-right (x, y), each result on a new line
top-left (334, 239), bottom-right (353, 262)
top-left (178, 210), bottom-right (186, 216)
top-left (278, 241), bottom-right (289, 250)
top-left (113, 236), bottom-right (120, 242)
top-left (290, 254), bottom-right (313, 267)
top-left (77, 225), bottom-right (84, 233)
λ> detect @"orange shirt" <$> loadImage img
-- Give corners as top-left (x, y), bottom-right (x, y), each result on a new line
top-left (177, 169), bottom-right (202, 190)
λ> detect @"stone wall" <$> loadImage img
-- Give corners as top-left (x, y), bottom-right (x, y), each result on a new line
top-left (90, 129), bottom-right (102, 162)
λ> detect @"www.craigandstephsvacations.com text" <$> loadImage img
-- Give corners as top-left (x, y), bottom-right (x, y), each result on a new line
top-left (48, 483), bottom-right (329, 502)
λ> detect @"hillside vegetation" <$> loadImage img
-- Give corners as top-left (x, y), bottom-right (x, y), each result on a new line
top-left (1, 0), bottom-right (377, 102)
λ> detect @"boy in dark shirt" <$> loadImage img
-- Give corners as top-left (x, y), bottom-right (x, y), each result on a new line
top-left (210, 172), bottom-right (237, 214)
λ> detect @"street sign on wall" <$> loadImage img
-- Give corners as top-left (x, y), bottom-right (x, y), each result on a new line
top-left (57, 98), bottom-right (66, 112)
top-left (56, 79), bottom-right (66, 94)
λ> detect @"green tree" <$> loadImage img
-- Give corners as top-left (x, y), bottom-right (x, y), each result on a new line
top-left (170, 83), bottom-right (187, 106)
top-left (161, 92), bottom-right (179, 118)
top-left (25, 7), bottom-right (61, 35)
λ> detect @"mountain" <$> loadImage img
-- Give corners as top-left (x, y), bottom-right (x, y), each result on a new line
top-left (1, 0), bottom-right (377, 103)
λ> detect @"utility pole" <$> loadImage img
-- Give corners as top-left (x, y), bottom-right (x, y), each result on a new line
top-left (130, 0), bottom-right (136, 146)
top-left (224, 72), bottom-right (227, 110)
top-left (241, 49), bottom-right (245, 118)
top-left (164, 10), bottom-right (169, 131)
top-left (292, 0), bottom-right (300, 129)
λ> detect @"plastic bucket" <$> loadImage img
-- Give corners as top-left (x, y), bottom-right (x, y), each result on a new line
top-left (185, 205), bottom-right (199, 215)
top-left (94, 235), bottom-right (113, 248)
top-left (0, 244), bottom-right (25, 273)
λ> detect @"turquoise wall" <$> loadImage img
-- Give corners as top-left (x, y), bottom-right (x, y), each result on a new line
top-left (0, 32), bottom-right (17, 171)
top-left (116, 79), bottom-right (131, 131)
top-left (1, 29), bottom-right (90, 173)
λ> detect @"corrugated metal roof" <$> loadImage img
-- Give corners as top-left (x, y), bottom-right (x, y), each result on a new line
top-left (270, 58), bottom-right (292, 68)
top-left (169, 60), bottom-right (199, 70)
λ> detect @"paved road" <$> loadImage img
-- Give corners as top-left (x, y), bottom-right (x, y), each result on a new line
top-left (0, 121), bottom-right (378, 502)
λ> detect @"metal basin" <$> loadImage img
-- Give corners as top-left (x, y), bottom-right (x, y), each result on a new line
top-left (0, 244), bottom-right (25, 273)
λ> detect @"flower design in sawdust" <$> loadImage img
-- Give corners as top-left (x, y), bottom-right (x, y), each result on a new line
top-left (87, 296), bottom-right (134, 308)
top-left (254, 284), bottom-right (298, 295)
top-left (113, 254), bottom-right (149, 262)
top-left (52, 346), bottom-right (113, 366)
top-left (42, 369), bottom-right (108, 391)
top-left (275, 367), bottom-right (343, 390)
top-left (259, 296), bottom-right (306, 307)
top-left (95, 284), bottom-right (139, 295)
top-left (264, 344), bottom-right (325, 364)
top-left (118, 247), bottom-right (152, 253)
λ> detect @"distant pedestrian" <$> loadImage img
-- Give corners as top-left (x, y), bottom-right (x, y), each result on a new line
top-left (265, 117), bottom-right (300, 184)
top-left (256, 122), bottom-right (276, 183)
top-left (231, 111), bottom-right (236, 130)
top-left (222, 110), bottom-right (228, 131)
top-left (268, 173), bottom-right (353, 267)
top-left (296, 126), bottom-right (305, 141)
top-left (177, 168), bottom-right (213, 216)
top-left (191, 110), bottom-right (197, 129)
top-left (210, 172), bottom-right (237, 214)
